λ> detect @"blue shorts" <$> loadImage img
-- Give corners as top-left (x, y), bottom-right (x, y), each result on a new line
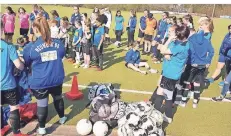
top-left (218, 54), bottom-right (225, 63)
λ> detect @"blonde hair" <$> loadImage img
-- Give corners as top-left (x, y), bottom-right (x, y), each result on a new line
top-left (33, 17), bottom-right (51, 45)
top-left (199, 18), bottom-right (214, 33)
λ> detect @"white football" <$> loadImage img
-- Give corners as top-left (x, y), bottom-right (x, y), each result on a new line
top-left (133, 128), bottom-right (147, 136)
top-left (149, 109), bottom-right (164, 127)
top-left (126, 112), bottom-right (140, 127)
top-left (140, 116), bottom-right (158, 134)
top-left (76, 119), bottom-right (92, 136)
top-left (93, 121), bottom-right (108, 136)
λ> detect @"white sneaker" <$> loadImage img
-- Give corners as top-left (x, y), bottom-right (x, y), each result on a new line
top-left (141, 71), bottom-right (147, 75)
top-left (37, 127), bottom-right (46, 135)
top-left (174, 101), bottom-right (181, 105)
top-left (149, 69), bottom-right (158, 74)
top-left (179, 101), bottom-right (186, 108)
top-left (193, 103), bottom-right (198, 108)
top-left (83, 65), bottom-right (89, 69)
top-left (193, 99), bottom-right (198, 108)
top-left (114, 41), bottom-right (118, 46)
top-left (59, 116), bottom-right (67, 124)
top-left (163, 115), bottom-right (173, 124)
top-left (80, 63), bottom-right (86, 67)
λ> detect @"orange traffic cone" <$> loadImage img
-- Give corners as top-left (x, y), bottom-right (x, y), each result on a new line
top-left (65, 75), bottom-right (83, 100)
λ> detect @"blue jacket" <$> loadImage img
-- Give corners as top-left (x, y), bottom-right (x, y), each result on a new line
top-left (23, 37), bottom-right (65, 89)
top-left (125, 49), bottom-right (140, 64)
top-left (140, 16), bottom-right (146, 30)
top-left (157, 19), bottom-right (168, 33)
top-left (128, 16), bottom-right (137, 31)
top-left (29, 11), bottom-right (38, 22)
top-left (198, 30), bottom-right (212, 41)
top-left (220, 33), bottom-right (231, 58)
top-left (70, 13), bottom-right (81, 25)
top-left (188, 31), bottom-right (214, 65)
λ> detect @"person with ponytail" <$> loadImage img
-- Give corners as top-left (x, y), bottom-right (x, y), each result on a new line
top-left (1, 19), bottom-right (28, 136)
top-left (183, 14), bottom-right (194, 29)
top-left (2, 6), bottom-right (16, 43)
top-left (22, 17), bottom-right (67, 135)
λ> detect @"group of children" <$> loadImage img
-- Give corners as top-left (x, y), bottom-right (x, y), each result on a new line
top-left (2, 5), bottom-right (231, 126)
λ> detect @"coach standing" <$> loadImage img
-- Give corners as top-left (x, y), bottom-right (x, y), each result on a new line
top-left (23, 17), bottom-right (67, 135)
top-left (0, 20), bottom-right (28, 136)
top-left (70, 6), bottom-right (81, 25)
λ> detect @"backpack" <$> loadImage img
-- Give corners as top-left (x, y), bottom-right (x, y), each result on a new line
top-left (88, 83), bottom-right (115, 101)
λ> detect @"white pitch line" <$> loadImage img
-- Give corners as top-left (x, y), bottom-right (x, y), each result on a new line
top-left (63, 83), bottom-right (231, 103)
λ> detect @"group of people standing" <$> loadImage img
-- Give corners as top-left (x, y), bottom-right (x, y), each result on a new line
top-left (1, 5), bottom-right (231, 136)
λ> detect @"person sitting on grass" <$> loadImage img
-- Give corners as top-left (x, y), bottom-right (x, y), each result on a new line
top-left (125, 42), bottom-right (158, 75)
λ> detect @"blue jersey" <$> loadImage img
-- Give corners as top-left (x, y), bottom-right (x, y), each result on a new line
top-left (1, 40), bottom-right (19, 90)
top-left (42, 11), bottom-right (50, 20)
top-left (128, 16), bottom-right (137, 31)
top-left (93, 26), bottom-right (105, 47)
top-left (29, 11), bottom-right (39, 23)
top-left (165, 24), bottom-right (172, 38)
top-left (70, 13), bottom-right (81, 25)
top-left (115, 16), bottom-right (124, 31)
top-left (23, 37), bottom-right (65, 89)
top-left (55, 17), bottom-right (61, 27)
top-left (158, 19), bottom-right (168, 33)
top-left (140, 16), bottom-right (146, 30)
top-left (73, 27), bottom-right (83, 47)
top-left (220, 33), bottom-right (231, 58)
top-left (162, 41), bottom-right (189, 80)
top-left (125, 49), bottom-right (140, 64)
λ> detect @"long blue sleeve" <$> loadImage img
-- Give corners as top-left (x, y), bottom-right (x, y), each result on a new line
top-left (30, 13), bottom-right (35, 22)
top-left (130, 17), bottom-right (137, 30)
top-left (125, 50), bottom-right (132, 63)
top-left (206, 41), bottom-right (214, 64)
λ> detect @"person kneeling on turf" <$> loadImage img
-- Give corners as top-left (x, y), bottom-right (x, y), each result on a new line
top-left (125, 42), bottom-right (158, 74)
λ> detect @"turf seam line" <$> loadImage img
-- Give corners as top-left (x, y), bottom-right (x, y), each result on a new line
top-left (63, 83), bottom-right (231, 103)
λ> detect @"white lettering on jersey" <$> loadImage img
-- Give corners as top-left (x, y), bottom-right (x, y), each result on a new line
top-left (40, 50), bottom-right (57, 62)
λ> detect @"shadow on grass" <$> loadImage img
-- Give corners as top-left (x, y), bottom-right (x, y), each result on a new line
top-left (103, 49), bottom-right (125, 70)
top-left (31, 82), bottom-right (121, 135)
top-left (63, 72), bottom-right (79, 83)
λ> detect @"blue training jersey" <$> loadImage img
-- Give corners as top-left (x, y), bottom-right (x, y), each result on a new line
top-left (23, 37), bottom-right (65, 89)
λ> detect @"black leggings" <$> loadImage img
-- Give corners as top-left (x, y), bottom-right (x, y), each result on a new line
top-left (115, 30), bottom-right (123, 42)
top-left (127, 30), bottom-right (135, 46)
top-left (91, 46), bottom-right (103, 69)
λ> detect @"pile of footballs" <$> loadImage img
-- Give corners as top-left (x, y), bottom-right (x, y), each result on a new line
top-left (76, 101), bottom-right (164, 136)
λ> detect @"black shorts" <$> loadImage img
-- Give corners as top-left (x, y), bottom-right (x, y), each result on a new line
top-left (138, 29), bottom-right (145, 38)
top-left (83, 43), bottom-right (91, 55)
top-left (75, 46), bottom-right (81, 52)
top-left (20, 28), bottom-right (29, 36)
top-left (4, 32), bottom-right (14, 36)
top-left (144, 34), bottom-right (153, 42)
top-left (181, 65), bottom-right (206, 84)
top-left (160, 76), bottom-right (178, 91)
top-left (0, 88), bottom-right (20, 106)
top-left (31, 85), bottom-right (62, 100)
top-left (105, 26), bottom-right (109, 34)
